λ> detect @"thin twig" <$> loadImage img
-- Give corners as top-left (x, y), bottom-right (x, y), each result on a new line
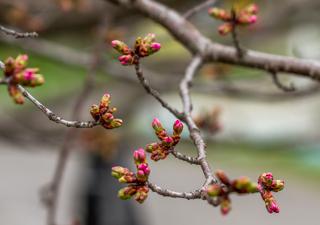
top-left (184, 0), bottom-right (217, 19)
top-left (0, 25), bottom-right (38, 38)
top-left (134, 62), bottom-right (183, 119)
top-left (231, 9), bottom-right (245, 58)
top-left (179, 56), bottom-right (216, 185)
top-left (17, 85), bottom-right (99, 128)
top-left (148, 182), bottom-right (202, 200)
top-left (270, 71), bottom-right (296, 92)
top-left (171, 150), bottom-right (201, 165)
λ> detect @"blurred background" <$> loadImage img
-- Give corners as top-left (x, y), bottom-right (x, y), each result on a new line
top-left (1, 0), bottom-right (320, 225)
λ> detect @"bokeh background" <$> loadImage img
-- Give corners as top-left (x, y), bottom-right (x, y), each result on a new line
top-left (1, 0), bottom-right (320, 225)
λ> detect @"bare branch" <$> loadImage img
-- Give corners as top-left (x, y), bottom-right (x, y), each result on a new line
top-left (148, 182), bottom-right (202, 199)
top-left (179, 55), bottom-right (216, 184)
top-left (0, 25), bottom-right (38, 38)
top-left (105, 0), bottom-right (320, 81)
top-left (134, 62), bottom-right (183, 119)
top-left (184, 0), bottom-right (217, 19)
top-left (171, 150), bottom-right (201, 165)
top-left (270, 71), bottom-right (296, 92)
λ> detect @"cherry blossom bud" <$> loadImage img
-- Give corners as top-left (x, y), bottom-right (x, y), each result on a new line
top-left (238, 14), bottom-right (257, 25)
top-left (271, 180), bottom-right (284, 192)
top-left (215, 170), bottom-right (231, 186)
top-left (135, 186), bottom-right (149, 203)
top-left (4, 57), bottom-right (15, 77)
top-left (244, 4), bottom-right (259, 15)
top-left (101, 112), bottom-right (114, 122)
top-left (162, 136), bottom-right (174, 147)
top-left (218, 23), bottom-right (233, 35)
top-left (232, 176), bottom-right (259, 193)
top-left (259, 172), bottom-right (274, 187)
top-left (118, 186), bottom-right (137, 200)
top-left (173, 119), bottom-right (183, 135)
top-left (111, 40), bottom-right (132, 55)
top-left (145, 142), bottom-right (159, 153)
top-left (15, 54), bottom-right (28, 71)
top-left (150, 42), bottom-right (161, 52)
top-left (143, 33), bottom-right (156, 43)
top-left (208, 8), bottom-right (231, 21)
top-left (8, 85), bottom-right (24, 104)
top-left (136, 163), bottom-right (151, 182)
top-left (90, 105), bottom-right (100, 121)
top-left (118, 172), bottom-right (137, 183)
top-left (220, 197), bottom-right (231, 215)
top-left (100, 93), bottom-right (111, 109)
top-left (152, 118), bottom-right (164, 132)
top-left (207, 184), bottom-right (222, 197)
top-left (133, 148), bottom-right (146, 165)
top-left (120, 54), bottom-right (136, 65)
top-left (111, 166), bottom-right (130, 179)
top-left (262, 191), bottom-right (280, 214)
top-left (110, 118), bottom-right (123, 128)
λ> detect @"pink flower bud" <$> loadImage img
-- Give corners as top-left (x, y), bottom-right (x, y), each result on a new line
top-left (173, 119), bottom-right (183, 135)
top-left (208, 8), bottom-right (231, 21)
top-left (162, 136), bottom-right (174, 147)
top-left (220, 197), bottom-right (231, 215)
top-left (111, 40), bottom-right (132, 55)
top-left (133, 148), bottom-right (146, 164)
top-left (118, 54), bottom-right (135, 66)
top-left (218, 23), bottom-right (233, 36)
top-left (150, 42), bottom-right (161, 51)
top-left (152, 118), bottom-right (164, 132)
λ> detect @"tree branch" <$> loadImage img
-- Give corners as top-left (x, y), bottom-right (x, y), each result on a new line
top-left (134, 62), bottom-right (183, 119)
top-left (0, 25), bottom-right (38, 38)
top-left (184, 0), bottom-right (217, 19)
top-left (104, 0), bottom-right (320, 81)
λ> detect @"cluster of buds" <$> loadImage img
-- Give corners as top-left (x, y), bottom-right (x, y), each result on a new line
top-left (90, 92), bottom-right (123, 129)
top-left (208, 4), bottom-right (258, 35)
top-left (3, 54), bottom-right (44, 104)
top-left (207, 170), bottom-right (259, 215)
top-left (194, 107), bottom-right (222, 134)
top-left (111, 33), bottom-right (161, 66)
top-left (111, 149), bottom-right (151, 203)
top-left (258, 172), bottom-right (285, 214)
top-left (145, 118), bottom-right (183, 161)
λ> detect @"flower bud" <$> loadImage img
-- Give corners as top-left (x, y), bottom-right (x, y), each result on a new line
top-left (258, 172), bottom-right (274, 187)
top-left (220, 197), bottom-right (231, 215)
top-left (152, 118), bottom-right (164, 132)
top-left (101, 112), bottom-right (114, 123)
top-left (110, 118), bottom-right (123, 128)
top-left (244, 4), bottom-right (259, 15)
top-left (4, 57), bottom-right (15, 77)
top-left (135, 186), bottom-right (149, 203)
top-left (271, 180), bottom-right (284, 192)
top-left (173, 119), bottom-right (183, 135)
top-left (143, 33), bottom-right (156, 44)
top-left (145, 142), bottom-right (159, 153)
top-left (111, 40), bottom-right (132, 55)
top-left (8, 85), bottom-right (24, 104)
top-left (207, 184), bottom-right (222, 197)
top-left (136, 163), bottom-right (151, 182)
top-left (100, 93), bottom-right (111, 109)
top-left (15, 54), bottom-right (28, 71)
top-left (118, 186), bottom-right (137, 200)
top-left (90, 105), bottom-right (100, 121)
top-left (262, 191), bottom-right (280, 214)
top-left (215, 170), bottom-right (231, 186)
top-left (218, 23), bottom-right (233, 35)
top-left (133, 148), bottom-right (146, 165)
top-left (162, 136), bottom-right (174, 147)
top-left (237, 14), bottom-right (257, 25)
top-left (208, 8), bottom-right (231, 21)
top-left (118, 54), bottom-right (136, 65)
top-left (111, 166), bottom-right (130, 179)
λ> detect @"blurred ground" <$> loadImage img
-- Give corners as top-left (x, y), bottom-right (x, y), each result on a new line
top-left (0, 142), bottom-right (319, 225)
